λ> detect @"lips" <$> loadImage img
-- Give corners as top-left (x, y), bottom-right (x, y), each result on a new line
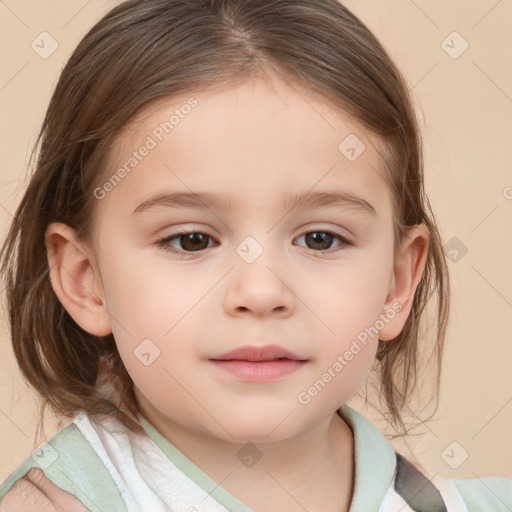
top-left (210, 344), bottom-right (306, 362)
top-left (208, 344), bottom-right (308, 382)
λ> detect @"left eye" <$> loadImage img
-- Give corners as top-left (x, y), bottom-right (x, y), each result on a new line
top-left (155, 230), bottom-right (352, 255)
top-left (294, 231), bottom-right (352, 252)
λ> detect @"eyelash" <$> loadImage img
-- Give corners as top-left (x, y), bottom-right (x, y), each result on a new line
top-left (155, 229), bottom-right (353, 256)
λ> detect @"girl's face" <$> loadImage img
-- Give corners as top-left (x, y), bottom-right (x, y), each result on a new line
top-left (86, 74), bottom-right (416, 442)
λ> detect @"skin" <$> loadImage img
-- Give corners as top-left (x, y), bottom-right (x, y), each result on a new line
top-left (2, 72), bottom-right (429, 511)
top-left (0, 468), bottom-right (86, 511)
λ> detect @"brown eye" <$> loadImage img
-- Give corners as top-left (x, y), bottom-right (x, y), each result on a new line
top-left (176, 232), bottom-right (210, 251)
top-left (156, 231), bottom-right (216, 254)
top-left (295, 230), bottom-right (352, 253)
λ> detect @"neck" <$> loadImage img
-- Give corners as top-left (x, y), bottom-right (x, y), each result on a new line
top-left (138, 400), bottom-right (355, 512)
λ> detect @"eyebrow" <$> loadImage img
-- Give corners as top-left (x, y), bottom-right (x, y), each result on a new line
top-left (132, 190), bottom-right (377, 217)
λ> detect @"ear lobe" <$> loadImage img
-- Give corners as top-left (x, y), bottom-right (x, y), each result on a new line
top-left (45, 222), bottom-right (112, 336)
top-left (379, 224), bottom-right (430, 341)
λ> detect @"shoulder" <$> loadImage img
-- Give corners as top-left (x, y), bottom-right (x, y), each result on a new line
top-left (1, 422), bottom-right (82, 500)
top-left (0, 415), bottom-right (127, 512)
top-left (393, 452), bottom-right (511, 511)
top-left (454, 475), bottom-right (512, 511)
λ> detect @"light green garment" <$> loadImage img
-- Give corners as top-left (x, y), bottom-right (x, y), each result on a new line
top-left (1, 406), bottom-right (511, 511)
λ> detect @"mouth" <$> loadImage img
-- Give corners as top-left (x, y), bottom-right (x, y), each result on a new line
top-left (208, 344), bottom-right (308, 382)
top-left (210, 344), bottom-right (307, 362)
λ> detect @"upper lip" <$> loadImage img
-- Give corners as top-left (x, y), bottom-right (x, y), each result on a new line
top-left (210, 344), bottom-right (307, 361)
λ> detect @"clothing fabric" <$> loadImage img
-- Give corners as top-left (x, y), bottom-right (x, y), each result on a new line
top-left (0, 405), bottom-right (510, 511)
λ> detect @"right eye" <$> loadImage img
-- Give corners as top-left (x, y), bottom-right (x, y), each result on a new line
top-left (155, 230), bottom-right (219, 254)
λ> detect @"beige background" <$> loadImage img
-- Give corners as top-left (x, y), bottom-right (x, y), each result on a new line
top-left (1, 0), bottom-right (511, 485)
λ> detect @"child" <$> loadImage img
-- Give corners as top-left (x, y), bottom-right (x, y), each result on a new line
top-left (0, 0), bottom-right (510, 510)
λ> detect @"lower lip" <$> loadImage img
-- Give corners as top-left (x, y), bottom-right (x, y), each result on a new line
top-left (208, 359), bottom-right (306, 382)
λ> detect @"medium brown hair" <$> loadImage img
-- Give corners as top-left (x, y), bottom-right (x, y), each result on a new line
top-left (0, 0), bottom-right (450, 442)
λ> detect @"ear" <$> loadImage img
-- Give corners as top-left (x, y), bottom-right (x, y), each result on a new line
top-left (45, 222), bottom-right (112, 336)
top-left (378, 223), bottom-right (429, 341)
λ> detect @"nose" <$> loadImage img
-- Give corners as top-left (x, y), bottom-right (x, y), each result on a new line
top-left (223, 250), bottom-right (295, 318)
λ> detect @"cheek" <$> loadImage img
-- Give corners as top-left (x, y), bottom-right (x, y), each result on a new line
top-left (98, 244), bottom-right (201, 333)
top-left (303, 257), bottom-right (391, 338)
top-left (98, 248), bottom-right (214, 384)
top-left (295, 251), bottom-right (392, 395)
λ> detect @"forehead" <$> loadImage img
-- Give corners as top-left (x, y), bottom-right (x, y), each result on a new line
top-left (99, 75), bottom-right (390, 217)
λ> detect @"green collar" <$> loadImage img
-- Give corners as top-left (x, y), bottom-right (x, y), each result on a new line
top-left (339, 405), bottom-right (396, 511)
